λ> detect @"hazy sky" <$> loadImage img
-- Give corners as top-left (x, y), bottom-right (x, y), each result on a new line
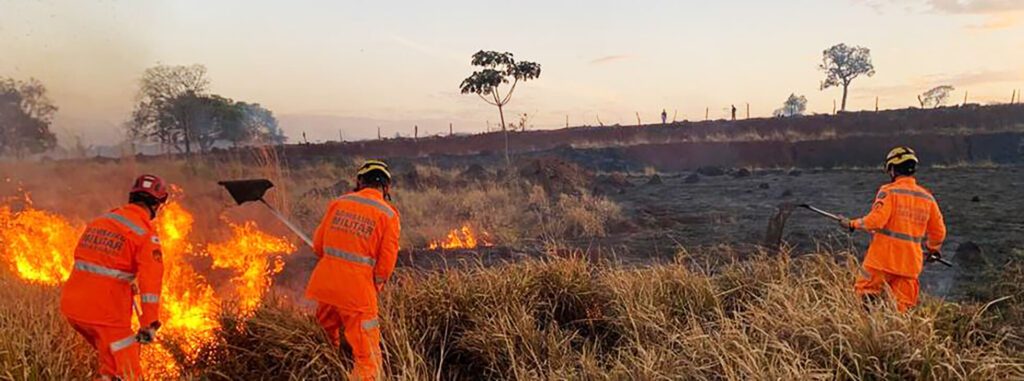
top-left (2, 0), bottom-right (1022, 144)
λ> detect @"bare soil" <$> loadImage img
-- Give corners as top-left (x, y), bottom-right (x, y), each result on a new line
top-left (394, 165), bottom-right (1023, 302)
top-left (581, 165), bottom-right (1023, 299)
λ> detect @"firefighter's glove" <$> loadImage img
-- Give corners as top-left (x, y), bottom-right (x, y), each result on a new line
top-left (136, 321), bottom-right (161, 344)
top-left (837, 216), bottom-right (855, 233)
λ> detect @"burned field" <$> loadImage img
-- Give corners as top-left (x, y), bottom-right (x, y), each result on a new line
top-left (592, 165), bottom-right (1024, 298)
top-left (2, 105), bottom-right (1023, 379)
top-left (384, 161), bottom-right (1023, 302)
top-left (2, 155), bottom-right (1024, 379)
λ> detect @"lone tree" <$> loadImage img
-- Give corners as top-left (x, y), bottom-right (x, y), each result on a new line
top-left (819, 43), bottom-right (875, 112)
top-left (773, 93), bottom-right (808, 117)
top-left (0, 77), bottom-right (58, 158)
top-left (460, 50), bottom-right (541, 164)
top-left (918, 85), bottom-right (955, 109)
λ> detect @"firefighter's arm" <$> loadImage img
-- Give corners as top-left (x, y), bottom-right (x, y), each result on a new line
top-left (136, 233), bottom-right (165, 328)
top-left (373, 214), bottom-right (401, 291)
top-left (925, 200), bottom-right (947, 252)
top-left (852, 189), bottom-right (893, 231)
top-left (312, 203), bottom-right (333, 258)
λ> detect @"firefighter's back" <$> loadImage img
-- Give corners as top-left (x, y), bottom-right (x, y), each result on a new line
top-left (864, 177), bottom-right (940, 277)
top-left (61, 205), bottom-right (151, 327)
top-left (305, 188), bottom-right (398, 313)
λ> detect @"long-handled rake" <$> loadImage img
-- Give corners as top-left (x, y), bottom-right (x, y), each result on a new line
top-left (218, 179), bottom-right (314, 248)
top-left (764, 202), bottom-right (952, 267)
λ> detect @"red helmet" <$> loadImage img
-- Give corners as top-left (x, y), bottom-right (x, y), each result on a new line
top-left (130, 174), bottom-right (169, 203)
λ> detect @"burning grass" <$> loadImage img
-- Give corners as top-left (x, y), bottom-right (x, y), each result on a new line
top-left (1, 250), bottom-right (1022, 379)
top-left (0, 189), bottom-right (296, 380)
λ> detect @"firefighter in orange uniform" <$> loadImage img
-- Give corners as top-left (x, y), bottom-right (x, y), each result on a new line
top-left (306, 160), bottom-right (400, 380)
top-left (839, 147), bottom-right (947, 312)
top-left (60, 175), bottom-right (167, 380)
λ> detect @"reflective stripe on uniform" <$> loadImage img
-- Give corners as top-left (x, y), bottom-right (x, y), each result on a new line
top-left (374, 276), bottom-right (387, 284)
top-left (325, 247), bottom-right (376, 267)
top-left (361, 319), bottom-right (379, 330)
top-left (339, 195), bottom-right (395, 218)
top-left (105, 213), bottom-right (146, 235)
top-left (889, 188), bottom-right (935, 202)
top-left (875, 229), bottom-right (924, 244)
top-left (140, 293), bottom-right (159, 304)
top-left (73, 260), bottom-right (136, 282)
top-left (109, 335), bottom-right (137, 352)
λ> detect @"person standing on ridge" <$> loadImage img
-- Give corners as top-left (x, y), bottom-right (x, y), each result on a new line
top-left (306, 160), bottom-right (401, 380)
top-left (661, 109), bottom-right (668, 124)
top-left (61, 175), bottom-right (168, 380)
top-left (838, 147), bottom-right (947, 312)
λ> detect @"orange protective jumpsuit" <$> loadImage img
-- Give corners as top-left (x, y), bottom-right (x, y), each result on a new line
top-left (60, 204), bottom-right (164, 380)
top-left (305, 188), bottom-right (401, 380)
top-left (849, 176), bottom-right (946, 312)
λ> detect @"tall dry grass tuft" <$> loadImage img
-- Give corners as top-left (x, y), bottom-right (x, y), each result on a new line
top-left (391, 171), bottom-right (621, 248)
top-left (1, 250), bottom-right (1022, 380)
top-left (0, 268), bottom-right (92, 380)
top-left (166, 251), bottom-right (1022, 380)
top-left (186, 297), bottom-right (347, 380)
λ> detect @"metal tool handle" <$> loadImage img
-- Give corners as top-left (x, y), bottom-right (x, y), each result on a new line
top-left (801, 204), bottom-right (842, 221)
top-left (801, 204), bottom-right (954, 267)
top-left (927, 252), bottom-right (954, 267)
top-left (259, 199), bottom-right (314, 248)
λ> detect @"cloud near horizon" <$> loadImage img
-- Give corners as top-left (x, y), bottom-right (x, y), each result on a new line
top-left (857, 0), bottom-right (1024, 14)
top-left (856, 0), bottom-right (1024, 29)
top-left (928, 0), bottom-right (1024, 14)
top-left (589, 55), bottom-right (632, 65)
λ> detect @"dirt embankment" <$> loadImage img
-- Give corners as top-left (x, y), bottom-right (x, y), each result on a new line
top-left (270, 104), bottom-right (1024, 165)
top-left (613, 131), bottom-right (1022, 171)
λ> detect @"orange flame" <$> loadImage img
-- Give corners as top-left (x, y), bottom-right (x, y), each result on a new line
top-left (0, 189), bottom-right (297, 379)
top-left (152, 200), bottom-right (220, 350)
top-left (428, 224), bottom-right (491, 250)
top-left (207, 220), bottom-right (296, 318)
top-left (0, 198), bottom-right (82, 285)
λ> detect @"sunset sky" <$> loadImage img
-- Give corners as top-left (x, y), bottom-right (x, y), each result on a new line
top-left (2, 0), bottom-right (1022, 144)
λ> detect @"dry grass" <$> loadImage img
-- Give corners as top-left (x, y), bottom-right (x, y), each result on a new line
top-left (1, 157), bottom-right (622, 250)
top-left (2, 157), bottom-right (1023, 380)
top-left (4, 250), bottom-right (1022, 380)
top-left (0, 272), bottom-right (93, 380)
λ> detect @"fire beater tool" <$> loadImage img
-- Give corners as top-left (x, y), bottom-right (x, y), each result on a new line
top-left (764, 202), bottom-right (952, 267)
top-left (218, 179), bottom-right (314, 248)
